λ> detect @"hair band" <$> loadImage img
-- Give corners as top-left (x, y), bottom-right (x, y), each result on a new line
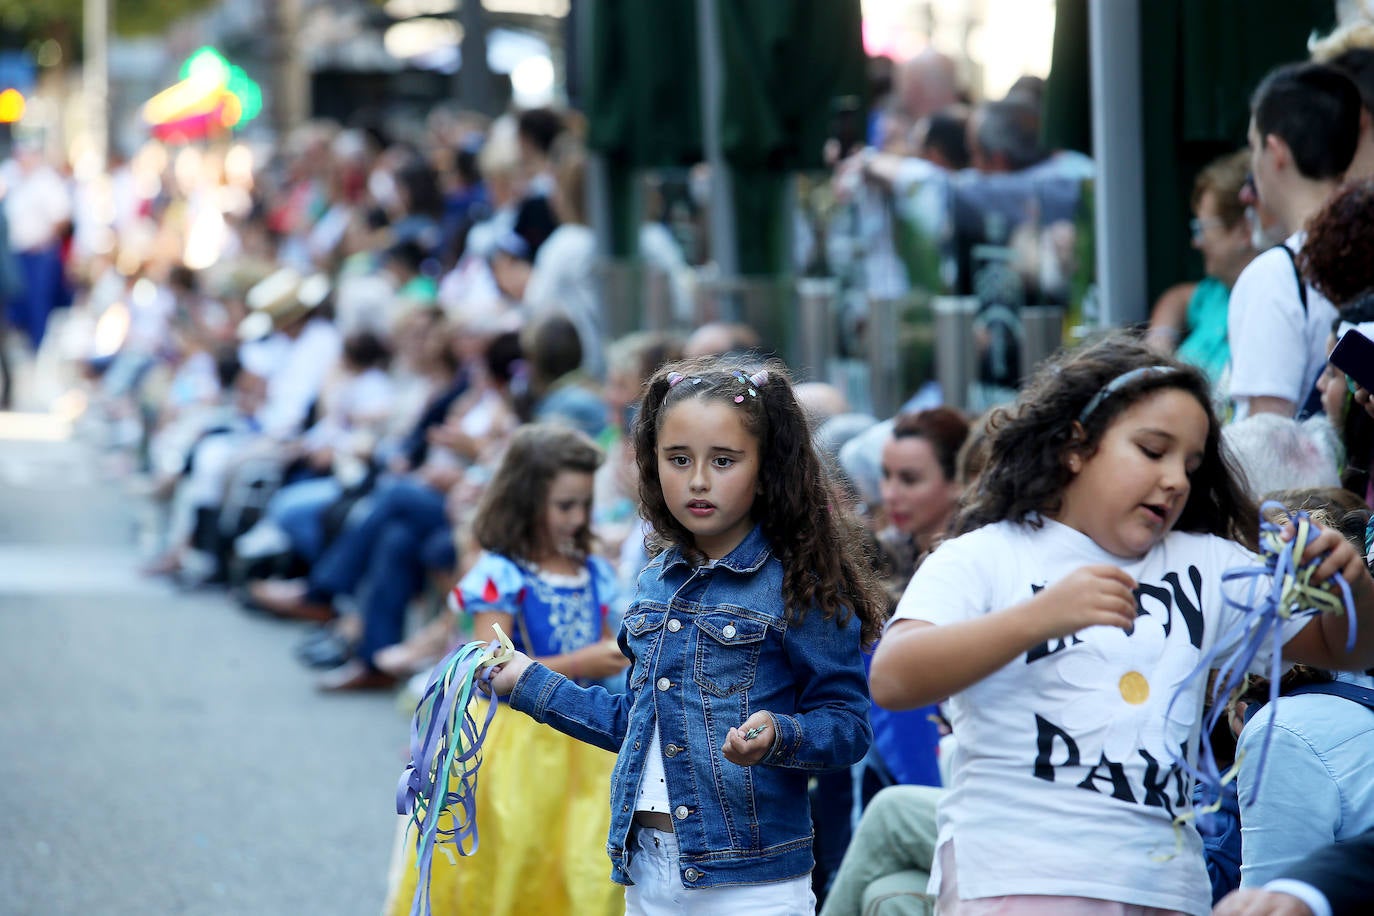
top-left (667, 372), bottom-right (685, 387)
top-left (1076, 365), bottom-right (1179, 424)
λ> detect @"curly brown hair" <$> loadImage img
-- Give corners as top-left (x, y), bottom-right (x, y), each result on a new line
top-left (1298, 179), bottom-right (1374, 306)
top-left (633, 356), bottom-right (888, 645)
top-left (471, 423), bottom-right (603, 561)
top-left (957, 333), bottom-right (1259, 549)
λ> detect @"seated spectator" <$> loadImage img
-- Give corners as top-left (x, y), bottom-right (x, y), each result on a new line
top-left (820, 785), bottom-right (942, 916)
top-left (516, 311), bottom-right (606, 440)
top-left (1230, 493), bottom-right (1374, 888)
top-left (682, 321), bottom-right (763, 359)
top-left (1295, 181), bottom-right (1374, 501)
top-left (1222, 413), bottom-right (1340, 498)
top-left (1214, 826), bottom-right (1374, 916)
top-left (1147, 150), bottom-right (1256, 387)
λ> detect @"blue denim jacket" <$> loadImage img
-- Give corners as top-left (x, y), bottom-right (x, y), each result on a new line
top-left (509, 524), bottom-right (872, 888)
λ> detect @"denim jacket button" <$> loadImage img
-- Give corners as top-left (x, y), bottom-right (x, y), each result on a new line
top-left (656, 677), bottom-right (672, 691)
top-left (722, 624), bottom-right (737, 638)
top-left (683, 867), bottom-right (702, 882)
top-left (664, 743), bottom-right (681, 757)
top-left (674, 805), bottom-right (689, 820)
top-left (667, 618), bottom-right (682, 632)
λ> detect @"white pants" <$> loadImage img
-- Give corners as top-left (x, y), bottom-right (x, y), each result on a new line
top-left (624, 827), bottom-right (816, 916)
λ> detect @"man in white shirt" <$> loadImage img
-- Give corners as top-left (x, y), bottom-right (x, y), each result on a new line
top-left (2, 142), bottom-right (72, 350)
top-left (1226, 63), bottom-right (1362, 420)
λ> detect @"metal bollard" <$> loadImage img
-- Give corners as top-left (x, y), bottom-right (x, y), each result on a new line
top-left (794, 277), bottom-right (838, 382)
top-left (932, 296), bottom-right (980, 411)
top-left (1019, 305), bottom-right (1065, 383)
top-left (596, 261), bottom-right (643, 340)
top-left (867, 295), bottom-right (902, 419)
top-left (644, 267), bottom-right (675, 332)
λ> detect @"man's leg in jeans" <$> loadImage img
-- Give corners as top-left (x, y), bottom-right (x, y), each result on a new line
top-left (308, 476), bottom-right (446, 602)
top-left (267, 476), bottom-right (343, 563)
top-left (353, 521), bottom-right (424, 670)
top-left (818, 785), bottom-right (943, 916)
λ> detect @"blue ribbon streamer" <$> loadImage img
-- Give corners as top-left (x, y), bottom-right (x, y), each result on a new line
top-left (1165, 502), bottom-right (1356, 821)
top-left (395, 633), bottom-right (509, 916)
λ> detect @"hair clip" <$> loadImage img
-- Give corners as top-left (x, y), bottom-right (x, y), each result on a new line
top-left (667, 372), bottom-right (685, 387)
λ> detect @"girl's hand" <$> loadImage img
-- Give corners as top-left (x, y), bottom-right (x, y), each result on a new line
top-left (485, 651), bottom-right (533, 696)
top-left (721, 711), bottom-right (775, 766)
top-left (1283, 521), bottom-right (1369, 590)
top-left (567, 639), bottom-right (630, 679)
top-left (1025, 564), bottom-right (1138, 640)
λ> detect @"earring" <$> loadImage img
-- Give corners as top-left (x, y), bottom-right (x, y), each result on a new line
top-left (1067, 455), bottom-right (1081, 473)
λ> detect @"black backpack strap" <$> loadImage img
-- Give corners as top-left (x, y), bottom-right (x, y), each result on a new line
top-left (1270, 242), bottom-right (1308, 313)
top-left (1286, 680), bottom-right (1374, 712)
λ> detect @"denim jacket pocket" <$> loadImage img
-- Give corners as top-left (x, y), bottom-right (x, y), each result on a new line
top-left (694, 612), bottom-right (768, 697)
top-left (623, 607), bottom-right (666, 690)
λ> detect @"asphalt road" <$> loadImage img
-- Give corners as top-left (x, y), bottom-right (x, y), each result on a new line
top-left (0, 416), bottom-right (412, 916)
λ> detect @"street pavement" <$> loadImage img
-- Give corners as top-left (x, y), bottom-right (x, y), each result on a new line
top-left (0, 414), bottom-right (412, 915)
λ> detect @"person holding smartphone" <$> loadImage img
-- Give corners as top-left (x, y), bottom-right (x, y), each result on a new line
top-left (1295, 180), bottom-right (1374, 503)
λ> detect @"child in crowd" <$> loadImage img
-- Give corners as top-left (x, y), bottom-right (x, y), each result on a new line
top-left (870, 334), bottom-right (1374, 915)
top-left (487, 357), bottom-right (887, 915)
top-left (386, 424), bottom-right (628, 916)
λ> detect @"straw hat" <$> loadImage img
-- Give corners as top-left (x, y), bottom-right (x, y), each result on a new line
top-left (238, 269), bottom-right (332, 340)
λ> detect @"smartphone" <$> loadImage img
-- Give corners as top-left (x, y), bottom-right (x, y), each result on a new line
top-left (1329, 327), bottom-right (1374, 393)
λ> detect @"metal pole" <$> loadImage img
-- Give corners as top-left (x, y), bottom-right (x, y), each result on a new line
top-left (1088, 0), bottom-right (1146, 327)
top-left (272, 0), bottom-right (309, 137)
top-left (933, 295), bottom-right (980, 411)
top-left (83, 0), bottom-right (110, 173)
top-left (695, 0), bottom-right (738, 279)
top-left (459, 0), bottom-right (495, 115)
top-left (1019, 305), bottom-right (1064, 381)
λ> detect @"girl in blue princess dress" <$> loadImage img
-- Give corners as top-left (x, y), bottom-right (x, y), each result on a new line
top-left (387, 424), bottom-right (627, 916)
top-left (489, 357), bottom-right (889, 916)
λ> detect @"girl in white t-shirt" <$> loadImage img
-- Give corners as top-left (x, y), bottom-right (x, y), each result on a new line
top-left (870, 334), bottom-right (1374, 916)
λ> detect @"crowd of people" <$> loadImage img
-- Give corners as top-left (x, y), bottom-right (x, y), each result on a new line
top-left (2, 18), bottom-right (1374, 916)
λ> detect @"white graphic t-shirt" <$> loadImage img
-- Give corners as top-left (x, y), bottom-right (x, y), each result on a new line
top-left (892, 519), bottom-right (1309, 915)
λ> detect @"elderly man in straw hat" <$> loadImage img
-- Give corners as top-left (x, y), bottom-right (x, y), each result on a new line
top-left (145, 268), bottom-right (342, 583)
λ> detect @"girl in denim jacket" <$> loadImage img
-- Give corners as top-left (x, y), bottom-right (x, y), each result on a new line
top-left (490, 356), bottom-right (888, 915)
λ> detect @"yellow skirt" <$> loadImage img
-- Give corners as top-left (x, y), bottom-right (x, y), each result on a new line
top-left (384, 698), bottom-right (623, 916)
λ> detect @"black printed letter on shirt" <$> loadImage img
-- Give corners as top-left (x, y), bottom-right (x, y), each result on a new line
top-left (1025, 584), bottom-right (1084, 663)
top-left (1033, 714), bottom-right (1081, 782)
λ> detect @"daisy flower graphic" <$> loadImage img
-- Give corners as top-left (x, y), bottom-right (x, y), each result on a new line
top-left (1056, 618), bottom-right (1196, 762)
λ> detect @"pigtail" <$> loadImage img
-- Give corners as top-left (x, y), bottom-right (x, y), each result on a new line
top-left (747, 362), bottom-right (887, 645)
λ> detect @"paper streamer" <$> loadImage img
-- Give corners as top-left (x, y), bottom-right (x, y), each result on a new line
top-left (395, 624), bottom-right (515, 916)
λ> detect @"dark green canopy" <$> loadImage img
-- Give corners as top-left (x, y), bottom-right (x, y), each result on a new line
top-left (579, 0), bottom-right (866, 274)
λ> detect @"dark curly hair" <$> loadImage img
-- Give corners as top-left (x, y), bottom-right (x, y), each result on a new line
top-left (472, 424), bottom-right (603, 561)
top-left (1298, 180), bottom-right (1374, 306)
top-left (957, 333), bottom-right (1259, 550)
top-left (633, 356), bottom-right (888, 645)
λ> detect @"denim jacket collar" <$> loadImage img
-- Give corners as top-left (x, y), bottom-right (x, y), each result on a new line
top-left (657, 524), bottom-right (772, 578)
